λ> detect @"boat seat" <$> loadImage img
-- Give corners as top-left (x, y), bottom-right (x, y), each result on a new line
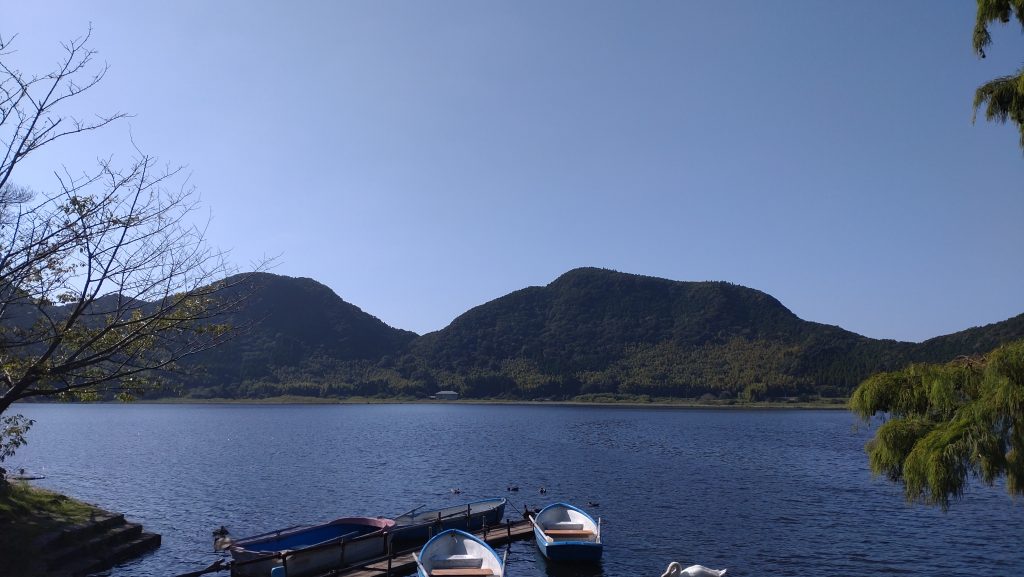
top-left (430, 555), bottom-right (483, 569)
top-left (544, 529), bottom-right (596, 538)
top-left (430, 569), bottom-right (494, 576)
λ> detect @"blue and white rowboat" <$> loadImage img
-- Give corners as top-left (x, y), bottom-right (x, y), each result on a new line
top-left (413, 529), bottom-right (506, 577)
top-left (530, 502), bottom-right (602, 562)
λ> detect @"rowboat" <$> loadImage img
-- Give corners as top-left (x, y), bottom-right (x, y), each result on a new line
top-left (530, 502), bottom-right (602, 562)
top-left (391, 497), bottom-right (507, 549)
top-left (413, 529), bottom-right (507, 577)
top-left (228, 517), bottom-right (395, 577)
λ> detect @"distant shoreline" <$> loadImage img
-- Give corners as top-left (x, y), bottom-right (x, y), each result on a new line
top-left (17, 396), bottom-right (850, 410)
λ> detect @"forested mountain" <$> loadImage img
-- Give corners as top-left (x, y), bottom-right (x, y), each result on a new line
top-left (154, 269), bottom-right (1024, 400)
top-left (910, 312), bottom-right (1024, 361)
top-left (175, 273), bottom-right (417, 398)
top-left (404, 268), bottom-right (909, 399)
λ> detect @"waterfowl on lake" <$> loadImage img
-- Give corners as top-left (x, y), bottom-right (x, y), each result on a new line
top-left (212, 526), bottom-right (232, 551)
top-left (507, 485), bottom-right (519, 492)
top-left (660, 562), bottom-right (727, 577)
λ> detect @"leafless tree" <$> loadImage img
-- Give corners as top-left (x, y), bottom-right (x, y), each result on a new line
top-left (0, 28), bottom-right (259, 418)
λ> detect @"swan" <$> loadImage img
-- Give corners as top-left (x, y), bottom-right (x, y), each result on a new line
top-left (660, 562), bottom-right (727, 577)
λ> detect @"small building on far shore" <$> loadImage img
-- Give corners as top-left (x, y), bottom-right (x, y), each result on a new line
top-left (435, 390), bottom-right (459, 401)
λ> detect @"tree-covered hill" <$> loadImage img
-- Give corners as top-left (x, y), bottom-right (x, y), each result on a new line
top-left (411, 267), bottom-right (811, 371)
top-left (175, 273), bottom-right (418, 397)
top-left (402, 268), bottom-right (919, 399)
top-left (908, 312), bottom-right (1024, 362)
top-left (394, 268), bottom-right (1023, 400)
top-left (86, 269), bottom-right (1024, 400)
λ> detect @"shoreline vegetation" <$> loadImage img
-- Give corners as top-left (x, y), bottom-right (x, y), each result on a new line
top-left (18, 395), bottom-right (851, 410)
top-left (0, 482), bottom-right (106, 575)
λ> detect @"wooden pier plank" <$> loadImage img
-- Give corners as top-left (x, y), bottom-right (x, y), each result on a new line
top-left (331, 520), bottom-right (534, 577)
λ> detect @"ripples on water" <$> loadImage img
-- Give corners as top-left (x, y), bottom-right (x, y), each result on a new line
top-left (10, 404), bottom-right (1024, 577)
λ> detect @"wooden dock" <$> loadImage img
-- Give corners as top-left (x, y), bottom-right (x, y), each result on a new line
top-left (175, 519), bottom-right (535, 577)
top-left (325, 519), bottom-right (534, 577)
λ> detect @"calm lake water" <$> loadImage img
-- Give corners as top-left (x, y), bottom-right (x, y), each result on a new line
top-left (9, 404), bottom-right (1024, 577)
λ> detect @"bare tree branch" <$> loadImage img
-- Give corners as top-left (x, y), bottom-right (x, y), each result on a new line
top-left (0, 30), bottom-right (267, 417)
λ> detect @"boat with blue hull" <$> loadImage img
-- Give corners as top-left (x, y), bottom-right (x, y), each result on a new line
top-left (391, 497), bottom-right (507, 550)
top-left (228, 516), bottom-right (395, 577)
top-left (413, 529), bottom-right (506, 577)
top-left (530, 502), bottom-right (602, 562)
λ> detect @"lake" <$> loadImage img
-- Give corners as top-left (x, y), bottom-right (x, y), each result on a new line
top-left (8, 404), bottom-right (1024, 577)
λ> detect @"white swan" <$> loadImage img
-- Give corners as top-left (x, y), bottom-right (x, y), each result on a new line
top-left (660, 562), bottom-right (727, 577)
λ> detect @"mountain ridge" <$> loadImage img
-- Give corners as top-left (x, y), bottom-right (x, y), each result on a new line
top-left (56, 268), bottom-right (1022, 400)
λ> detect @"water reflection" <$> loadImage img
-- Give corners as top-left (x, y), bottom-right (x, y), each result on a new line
top-left (536, 553), bottom-right (604, 577)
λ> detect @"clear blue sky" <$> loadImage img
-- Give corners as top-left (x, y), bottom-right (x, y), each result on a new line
top-left (5, 1), bottom-right (1023, 342)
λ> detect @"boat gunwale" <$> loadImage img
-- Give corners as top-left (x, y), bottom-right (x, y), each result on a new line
top-left (417, 529), bottom-right (505, 577)
top-left (394, 497), bottom-right (507, 526)
top-left (231, 516), bottom-right (395, 559)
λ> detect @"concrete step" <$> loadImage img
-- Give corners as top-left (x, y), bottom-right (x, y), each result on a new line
top-left (43, 531), bottom-right (160, 577)
top-left (35, 513), bottom-right (126, 550)
top-left (46, 522), bottom-right (142, 570)
top-left (107, 532), bottom-right (161, 566)
top-left (48, 555), bottom-right (109, 577)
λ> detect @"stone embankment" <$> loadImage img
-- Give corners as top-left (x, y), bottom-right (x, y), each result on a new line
top-left (33, 510), bottom-right (160, 576)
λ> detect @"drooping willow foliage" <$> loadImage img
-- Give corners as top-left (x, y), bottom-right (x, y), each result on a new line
top-left (850, 339), bottom-right (1024, 509)
top-left (972, 0), bottom-right (1024, 150)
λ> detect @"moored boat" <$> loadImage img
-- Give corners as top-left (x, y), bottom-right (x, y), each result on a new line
top-left (413, 529), bottom-right (506, 577)
top-left (530, 502), bottom-right (602, 562)
top-left (228, 516), bottom-right (395, 577)
top-left (391, 497), bottom-right (507, 549)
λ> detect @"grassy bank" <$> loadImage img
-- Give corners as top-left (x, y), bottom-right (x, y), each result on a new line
top-left (0, 481), bottom-right (104, 575)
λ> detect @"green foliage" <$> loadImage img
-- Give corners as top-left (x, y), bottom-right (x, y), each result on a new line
top-left (973, 0), bottom-right (1024, 58)
top-left (175, 273), bottom-right (416, 392)
top-left (971, 1), bottom-right (1024, 150)
top-left (155, 269), bottom-right (1024, 403)
top-left (0, 414), bottom-right (34, 484)
top-left (742, 382), bottom-right (768, 402)
top-left (850, 339), bottom-right (1024, 509)
top-left (0, 482), bottom-right (96, 524)
top-left (973, 70), bottom-right (1024, 149)
top-left (388, 269), bottom-right (1023, 401)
